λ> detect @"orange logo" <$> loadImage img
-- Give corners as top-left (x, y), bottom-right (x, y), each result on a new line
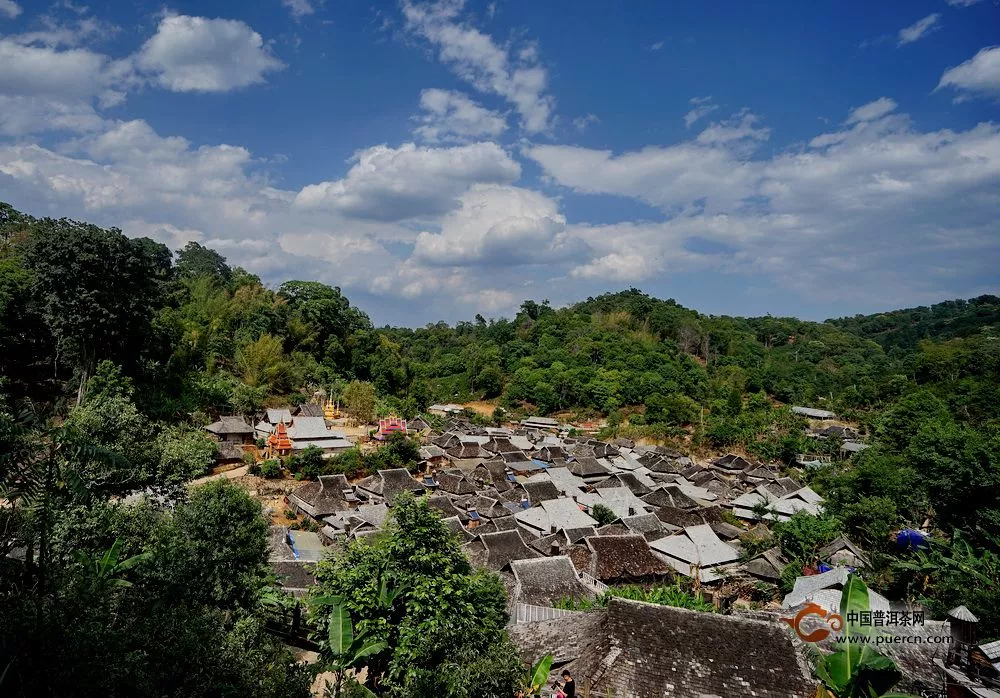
top-left (782, 602), bottom-right (844, 642)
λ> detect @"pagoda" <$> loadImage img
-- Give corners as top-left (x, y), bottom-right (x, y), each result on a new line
top-left (267, 421), bottom-right (293, 457)
top-left (375, 416), bottom-right (407, 441)
top-left (324, 398), bottom-right (340, 420)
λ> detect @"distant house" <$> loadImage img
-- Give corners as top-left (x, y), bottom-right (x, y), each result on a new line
top-left (463, 530), bottom-right (541, 571)
top-left (355, 468), bottom-right (426, 504)
top-left (520, 416), bottom-right (560, 431)
top-left (408, 416), bottom-right (432, 434)
top-left (295, 403), bottom-right (325, 418)
top-left (286, 417), bottom-right (353, 455)
top-left (782, 567), bottom-right (890, 615)
top-left (792, 406), bottom-right (837, 420)
top-left (510, 556), bottom-right (595, 606)
top-left (818, 536), bottom-right (870, 568)
top-left (743, 546), bottom-right (788, 583)
top-left (428, 403), bottom-right (464, 417)
top-left (265, 408), bottom-right (294, 425)
top-left (515, 497), bottom-right (599, 537)
top-left (205, 416), bottom-right (255, 444)
top-left (584, 534), bottom-right (670, 584)
top-left (650, 524), bottom-right (740, 583)
top-left (287, 474), bottom-right (355, 518)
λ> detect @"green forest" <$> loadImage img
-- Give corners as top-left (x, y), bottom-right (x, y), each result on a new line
top-left (2, 202), bottom-right (999, 694)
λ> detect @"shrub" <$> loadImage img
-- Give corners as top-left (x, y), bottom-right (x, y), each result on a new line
top-left (259, 460), bottom-right (281, 479)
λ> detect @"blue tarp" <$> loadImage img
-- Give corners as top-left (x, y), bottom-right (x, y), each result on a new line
top-left (896, 529), bottom-right (929, 551)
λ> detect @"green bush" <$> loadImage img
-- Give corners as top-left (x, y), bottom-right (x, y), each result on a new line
top-left (259, 460), bottom-right (281, 479)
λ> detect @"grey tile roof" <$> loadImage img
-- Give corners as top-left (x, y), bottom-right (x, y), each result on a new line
top-left (522, 479), bottom-right (561, 504)
top-left (287, 475), bottom-right (353, 518)
top-left (585, 534), bottom-right (670, 582)
top-left (475, 529), bottom-right (542, 571)
top-left (205, 416), bottom-right (254, 435)
top-left (510, 598), bottom-right (815, 698)
top-left (510, 555), bottom-right (595, 606)
top-left (355, 468), bottom-right (426, 504)
top-left (266, 408), bottom-right (293, 424)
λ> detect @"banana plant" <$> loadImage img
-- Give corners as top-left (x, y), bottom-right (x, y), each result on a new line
top-left (316, 596), bottom-right (386, 698)
top-left (521, 654), bottom-right (553, 697)
top-left (74, 537), bottom-right (150, 591)
top-left (813, 575), bottom-right (916, 698)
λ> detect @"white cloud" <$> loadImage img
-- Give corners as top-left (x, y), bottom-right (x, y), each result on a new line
top-left (295, 141), bottom-right (521, 220)
top-left (0, 38), bottom-right (133, 135)
top-left (945, 0), bottom-right (981, 6)
top-left (572, 113), bottom-right (599, 132)
top-left (528, 102), bottom-right (1000, 303)
top-left (411, 183), bottom-right (586, 266)
top-left (898, 13), bottom-right (940, 46)
top-left (401, 0), bottom-right (555, 133)
top-left (684, 96), bottom-right (719, 128)
top-left (413, 88), bottom-right (507, 142)
top-left (937, 46), bottom-right (1000, 100)
top-left (137, 15), bottom-right (284, 92)
top-left (648, 40), bottom-right (665, 51)
top-left (282, 0), bottom-right (314, 20)
top-left (847, 97), bottom-right (897, 123)
top-left (0, 0), bottom-right (21, 19)
top-left (695, 110), bottom-right (771, 154)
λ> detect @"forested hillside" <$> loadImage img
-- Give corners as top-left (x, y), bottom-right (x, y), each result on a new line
top-left (2, 202), bottom-right (999, 692)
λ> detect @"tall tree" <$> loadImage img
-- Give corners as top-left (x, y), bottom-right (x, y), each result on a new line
top-left (23, 219), bottom-right (164, 403)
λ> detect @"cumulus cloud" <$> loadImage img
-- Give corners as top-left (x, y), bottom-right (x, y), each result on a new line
top-left (0, 39), bottom-right (134, 135)
top-left (684, 96), bottom-right (718, 128)
top-left (401, 0), bottom-right (555, 133)
top-left (411, 183), bottom-right (587, 266)
top-left (294, 141), bottom-right (520, 220)
top-left (0, 0), bottom-right (21, 19)
top-left (413, 88), bottom-right (507, 142)
top-left (527, 101), bottom-right (1000, 303)
top-left (898, 13), bottom-right (940, 46)
top-left (136, 15), bottom-right (284, 92)
top-left (937, 46), bottom-right (1000, 101)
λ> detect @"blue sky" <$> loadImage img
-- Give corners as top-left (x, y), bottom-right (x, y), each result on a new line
top-left (1, 0), bottom-right (998, 326)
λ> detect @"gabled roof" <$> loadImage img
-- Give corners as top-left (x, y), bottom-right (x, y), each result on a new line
top-left (818, 535), bottom-right (870, 568)
top-left (355, 468), bottom-right (426, 503)
top-left (537, 467), bottom-right (587, 496)
top-left (287, 474), bottom-right (353, 518)
top-left (205, 416), bottom-right (254, 435)
top-left (266, 408), bottom-right (293, 424)
top-left (476, 530), bottom-right (542, 571)
top-left (435, 469), bottom-right (478, 495)
top-left (642, 485), bottom-right (700, 511)
top-left (621, 513), bottom-right (664, 540)
top-left (425, 494), bottom-right (464, 520)
top-left (287, 416), bottom-right (343, 440)
top-left (782, 568), bottom-right (891, 613)
top-left (566, 456), bottom-right (612, 479)
top-left (515, 497), bottom-right (599, 534)
top-left (522, 478), bottom-right (561, 504)
top-left (585, 534), bottom-right (670, 582)
top-left (743, 546), bottom-right (787, 582)
top-left (650, 524), bottom-right (740, 582)
top-left (508, 598), bottom-right (815, 698)
top-left (296, 403), bottom-right (325, 418)
top-left (510, 556), bottom-right (595, 606)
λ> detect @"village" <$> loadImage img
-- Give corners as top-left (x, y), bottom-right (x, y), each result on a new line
top-left (202, 402), bottom-right (1000, 698)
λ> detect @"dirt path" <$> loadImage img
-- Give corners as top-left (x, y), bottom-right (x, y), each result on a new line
top-left (190, 465), bottom-right (249, 486)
